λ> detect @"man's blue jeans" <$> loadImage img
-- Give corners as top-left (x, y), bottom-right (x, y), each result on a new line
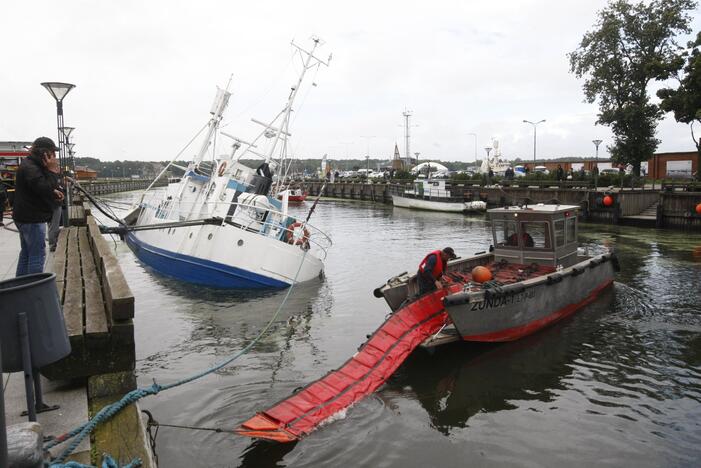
top-left (16, 222), bottom-right (47, 276)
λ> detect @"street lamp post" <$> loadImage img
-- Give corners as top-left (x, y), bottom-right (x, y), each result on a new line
top-left (523, 119), bottom-right (546, 166)
top-left (592, 139), bottom-right (602, 191)
top-left (41, 83), bottom-right (75, 176)
top-left (42, 82), bottom-right (75, 227)
top-left (60, 126), bottom-right (75, 173)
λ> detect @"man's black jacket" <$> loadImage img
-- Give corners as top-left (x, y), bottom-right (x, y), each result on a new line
top-left (13, 154), bottom-right (59, 223)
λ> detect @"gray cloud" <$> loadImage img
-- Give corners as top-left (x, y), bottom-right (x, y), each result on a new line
top-left (2, 0), bottom-right (699, 162)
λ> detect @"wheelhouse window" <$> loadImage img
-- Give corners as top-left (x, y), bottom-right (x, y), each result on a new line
top-left (566, 217), bottom-right (576, 243)
top-left (554, 219), bottom-right (565, 247)
top-left (493, 220), bottom-right (518, 247)
top-left (519, 221), bottom-right (551, 249)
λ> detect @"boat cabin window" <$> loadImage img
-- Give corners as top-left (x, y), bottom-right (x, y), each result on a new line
top-left (566, 217), bottom-right (576, 243)
top-left (519, 221), bottom-right (550, 249)
top-left (554, 219), bottom-right (565, 247)
top-left (493, 220), bottom-right (518, 247)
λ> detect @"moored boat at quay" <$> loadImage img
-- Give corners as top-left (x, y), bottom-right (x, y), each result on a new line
top-left (391, 178), bottom-right (486, 213)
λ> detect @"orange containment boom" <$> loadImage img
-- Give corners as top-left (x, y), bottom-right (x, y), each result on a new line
top-left (236, 286), bottom-right (458, 442)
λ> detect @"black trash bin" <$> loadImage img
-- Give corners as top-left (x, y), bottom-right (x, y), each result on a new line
top-left (0, 273), bottom-right (71, 372)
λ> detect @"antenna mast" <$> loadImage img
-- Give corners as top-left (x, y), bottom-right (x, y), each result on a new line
top-left (263, 37), bottom-right (331, 165)
top-left (403, 110), bottom-right (412, 169)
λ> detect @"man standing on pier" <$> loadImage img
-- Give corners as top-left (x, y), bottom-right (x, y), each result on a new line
top-left (417, 247), bottom-right (457, 295)
top-left (13, 137), bottom-right (64, 276)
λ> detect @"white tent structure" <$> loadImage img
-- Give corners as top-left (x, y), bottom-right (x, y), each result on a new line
top-left (411, 161), bottom-right (449, 176)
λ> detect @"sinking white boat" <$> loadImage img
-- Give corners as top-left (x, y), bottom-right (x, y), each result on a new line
top-left (125, 39), bottom-right (332, 289)
top-left (392, 178), bottom-right (486, 213)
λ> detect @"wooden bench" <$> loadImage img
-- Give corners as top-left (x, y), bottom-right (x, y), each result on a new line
top-left (42, 215), bottom-right (135, 380)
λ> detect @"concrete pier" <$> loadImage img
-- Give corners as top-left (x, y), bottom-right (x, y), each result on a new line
top-left (1, 212), bottom-right (154, 466)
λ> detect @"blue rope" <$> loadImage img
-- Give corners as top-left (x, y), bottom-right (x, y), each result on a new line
top-left (48, 454), bottom-right (141, 468)
top-left (45, 249), bottom-right (310, 465)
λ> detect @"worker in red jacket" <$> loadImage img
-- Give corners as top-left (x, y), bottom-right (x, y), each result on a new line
top-left (417, 247), bottom-right (457, 295)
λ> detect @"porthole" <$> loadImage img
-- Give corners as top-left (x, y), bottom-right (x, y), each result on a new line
top-left (237, 239), bottom-right (244, 246)
top-left (208, 233), bottom-right (213, 240)
top-left (189, 232), bottom-right (193, 238)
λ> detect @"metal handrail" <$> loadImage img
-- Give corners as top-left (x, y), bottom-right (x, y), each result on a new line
top-left (139, 193), bottom-right (332, 257)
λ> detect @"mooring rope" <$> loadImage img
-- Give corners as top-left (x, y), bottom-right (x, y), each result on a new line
top-left (46, 247), bottom-right (311, 467)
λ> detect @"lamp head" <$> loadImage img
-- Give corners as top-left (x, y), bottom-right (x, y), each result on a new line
top-left (41, 82), bottom-right (76, 102)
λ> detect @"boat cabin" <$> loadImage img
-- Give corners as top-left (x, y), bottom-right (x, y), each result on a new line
top-left (407, 179), bottom-right (455, 199)
top-left (489, 204), bottom-right (580, 268)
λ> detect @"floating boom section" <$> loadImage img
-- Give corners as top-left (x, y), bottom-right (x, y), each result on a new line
top-left (236, 285), bottom-right (461, 442)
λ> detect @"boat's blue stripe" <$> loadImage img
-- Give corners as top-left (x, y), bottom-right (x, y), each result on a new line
top-left (125, 233), bottom-right (289, 289)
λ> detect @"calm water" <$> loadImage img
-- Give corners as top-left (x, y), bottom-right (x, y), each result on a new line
top-left (101, 193), bottom-right (701, 467)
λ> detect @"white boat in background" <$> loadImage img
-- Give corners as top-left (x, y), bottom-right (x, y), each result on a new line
top-left (392, 178), bottom-right (486, 213)
top-left (125, 39), bottom-right (332, 289)
top-left (479, 139), bottom-right (512, 176)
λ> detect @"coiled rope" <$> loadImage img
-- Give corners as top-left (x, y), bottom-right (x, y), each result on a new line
top-left (46, 248), bottom-right (311, 467)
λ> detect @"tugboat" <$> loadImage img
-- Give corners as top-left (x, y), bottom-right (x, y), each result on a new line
top-left (236, 203), bottom-right (617, 442)
top-left (376, 204), bottom-right (619, 344)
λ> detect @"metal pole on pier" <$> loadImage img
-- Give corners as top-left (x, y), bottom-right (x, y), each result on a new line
top-left (593, 139), bottom-right (602, 191)
top-left (523, 119), bottom-right (545, 166)
top-left (0, 340), bottom-right (8, 468)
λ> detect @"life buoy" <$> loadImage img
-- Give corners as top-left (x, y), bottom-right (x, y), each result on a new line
top-left (218, 161), bottom-right (227, 177)
top-left (286, 221), bottom-right (310, 246)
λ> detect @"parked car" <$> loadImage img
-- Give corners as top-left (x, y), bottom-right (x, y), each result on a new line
top-left (533, 165), bottom-right (550, 175)
top-left (599, 168), bottom-right (620, 176)
top-left (513, 165), bottom-right (527, 177)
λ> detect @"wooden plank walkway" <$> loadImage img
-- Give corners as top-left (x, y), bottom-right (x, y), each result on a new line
top-left (43, 218), bottom-right (135, 380)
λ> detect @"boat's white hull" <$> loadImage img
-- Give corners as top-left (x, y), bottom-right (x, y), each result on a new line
top-left (127, 221), bottom-right (323, 288)
top-left (392, 195), bottom-right (486, 213)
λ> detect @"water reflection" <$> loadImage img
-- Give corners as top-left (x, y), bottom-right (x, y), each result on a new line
top-left (95, 193), bottom-right (701, 467)
top-left (386, 289), bottom-right (614, 436)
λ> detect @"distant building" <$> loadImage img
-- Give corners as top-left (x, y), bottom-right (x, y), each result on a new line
top-left (647, 151), bottom-right (697, 179)
top-left (518, 151), bottom-right (698, 178)
top-left (75, 165), bottom-right (98, 180)
top-left (0, 141), bottom-right (31, 187)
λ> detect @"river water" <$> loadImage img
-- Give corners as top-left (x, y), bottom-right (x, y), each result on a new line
top-left (101, 193), bottom-right (701, 467)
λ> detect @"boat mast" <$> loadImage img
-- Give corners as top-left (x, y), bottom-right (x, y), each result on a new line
top-left (194, 85), bottom-right (232, 167)
top-left (264, 37), bottom-right (331, 166)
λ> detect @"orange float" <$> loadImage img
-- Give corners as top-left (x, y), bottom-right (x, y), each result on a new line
top-left (471, 265), bottom-right (493, 283)
top-left (695, 203), bottom-right (701, 215)
top-left (286, 221), bottom-right (310, 246)
top-left (603, 195), bottom-right (613, 207)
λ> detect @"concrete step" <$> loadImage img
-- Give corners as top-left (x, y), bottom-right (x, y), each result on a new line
top-left (639, 202), bottom-right (658, 217)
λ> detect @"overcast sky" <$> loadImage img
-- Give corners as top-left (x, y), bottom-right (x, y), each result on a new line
top-left (2, 1), bottom-right (700, 164)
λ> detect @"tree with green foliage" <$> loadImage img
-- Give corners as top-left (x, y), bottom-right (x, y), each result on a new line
top-left (569, 0), bottom-right (696, 176)
top-left (657, 31), bottom-right (701, 180)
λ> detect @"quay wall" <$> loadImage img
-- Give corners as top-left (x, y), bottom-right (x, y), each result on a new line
top-left (79, 178), bottom-right (167, 195)
top-left (658, 192), bottom-right (701, 229)
top-left (301, 181), bottom-right (701, 230)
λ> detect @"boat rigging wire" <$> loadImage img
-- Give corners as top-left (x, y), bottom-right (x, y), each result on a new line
top-left (136, 121), bottom-right (210, 207)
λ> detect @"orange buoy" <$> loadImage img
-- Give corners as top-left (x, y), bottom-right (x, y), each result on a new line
top-left (696, 203), bottom-right (701, 215)
top-left (471, 265), bottom-right (493, 283)
top-left (603, 195), bottom-right (614, 207)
